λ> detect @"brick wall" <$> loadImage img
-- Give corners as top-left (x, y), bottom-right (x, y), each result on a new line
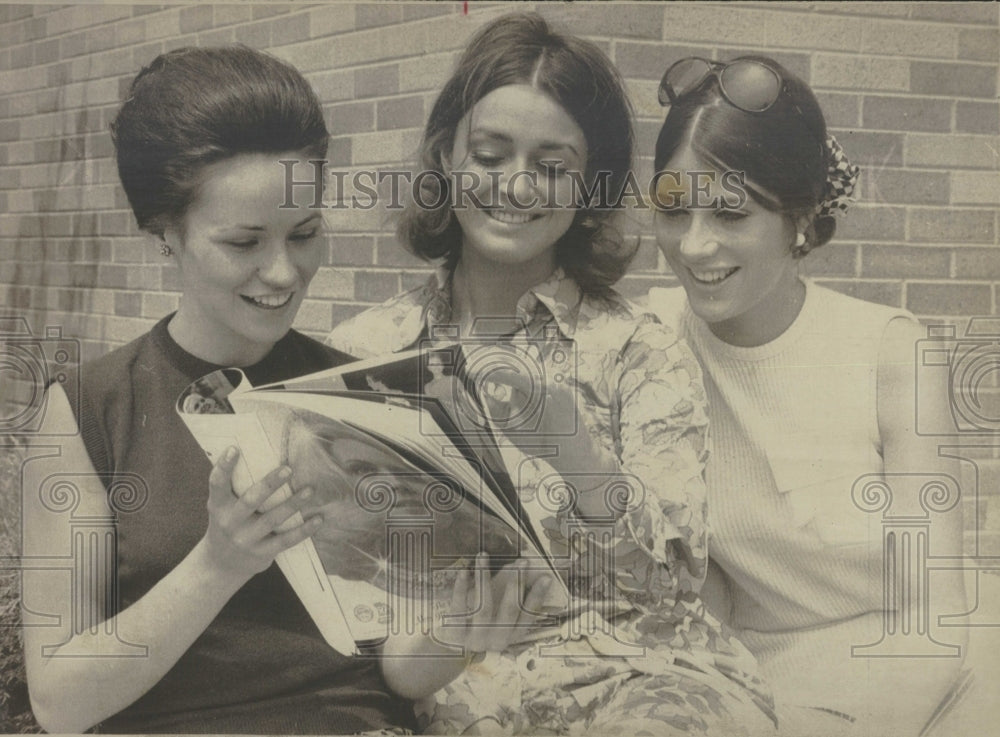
top-left (1, 1), bottom-right (997, 360)
top-left (0, 1), bottom-right (998, 449)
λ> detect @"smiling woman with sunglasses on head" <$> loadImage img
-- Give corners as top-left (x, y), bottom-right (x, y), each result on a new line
top-left (20, 46), bottom-right (414, 734)
top-left (648, 56), bottom-right (968, 736)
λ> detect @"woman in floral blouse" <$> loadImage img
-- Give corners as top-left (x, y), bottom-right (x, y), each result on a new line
top-left (327, 13), bottom-right (776, 735)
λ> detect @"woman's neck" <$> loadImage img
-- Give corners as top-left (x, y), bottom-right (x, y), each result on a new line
top-left (168, 305), bottom-right (273, 367)
top-left (451, 249), bottom-right (556, 336)
top-left (708, 274), bottom-right (807, 347)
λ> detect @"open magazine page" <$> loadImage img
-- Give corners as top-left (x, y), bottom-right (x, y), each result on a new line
top-left (177, 365), bottom-right (564, 654)
top-left (261, 340), bottom-right (638, 623)
top-left (243, 392), bottom-right (549, 633)
top-left (260, 342), bottom-right (558, 562)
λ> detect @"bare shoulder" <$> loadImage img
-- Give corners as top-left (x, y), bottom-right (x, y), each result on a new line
top-left (24, 384), bottom-right (111, 531)
top-left (878, 316), bottom-right (924, 380)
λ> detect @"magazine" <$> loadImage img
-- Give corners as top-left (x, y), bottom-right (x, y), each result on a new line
top-left (176, 343), bottom-right (576, 656)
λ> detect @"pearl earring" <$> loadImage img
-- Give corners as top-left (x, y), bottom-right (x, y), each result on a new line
top-left (794, 232), bottom-right (806, 248)
top-left (160, 241), bottom-right (173, 257)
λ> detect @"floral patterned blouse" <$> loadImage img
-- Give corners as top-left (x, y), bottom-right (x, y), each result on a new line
top-left (326, 268), bottom-right (776, 735)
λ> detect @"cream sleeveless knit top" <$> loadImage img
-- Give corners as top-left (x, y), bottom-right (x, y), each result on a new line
top-left (649, 279), bottom-right (914, 714)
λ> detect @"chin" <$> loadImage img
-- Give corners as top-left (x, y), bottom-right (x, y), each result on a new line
top-left (239, 320), bottom-right (293, 347)
top-left (688, 300), bottom-right (735, 326)
top-left (477, 241), bottom-right (554, 267)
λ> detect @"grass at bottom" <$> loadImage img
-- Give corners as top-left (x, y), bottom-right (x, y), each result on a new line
top-left (0, 443), bottom-right (41, 733)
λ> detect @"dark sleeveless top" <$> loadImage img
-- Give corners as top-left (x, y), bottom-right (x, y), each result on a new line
top-left (62, 315), bottom-right (415, 734)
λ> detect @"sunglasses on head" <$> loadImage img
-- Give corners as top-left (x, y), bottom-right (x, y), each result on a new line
top-left (658, 57), bottom-right (784, 113)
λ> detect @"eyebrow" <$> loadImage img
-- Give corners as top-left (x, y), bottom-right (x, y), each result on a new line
top-left (469, 128), bottom-right (582, 158)
top-left (228, 213), bottom-right (322, 232)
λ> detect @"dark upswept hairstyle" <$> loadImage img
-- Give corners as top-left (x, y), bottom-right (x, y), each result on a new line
top-left (654, 55), bottom-right (833, 257)
top-left (398, 12), bottom-right (637, 296)
top-left (110, 45), bottom-right (329, 236)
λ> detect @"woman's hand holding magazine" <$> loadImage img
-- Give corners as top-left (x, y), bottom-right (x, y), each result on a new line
top-left (435, 555), bottom-right (566, 654)
top-left (202, 447), bottom-right (324, 580)
top-left (380, 554), bottom-right (566, 700)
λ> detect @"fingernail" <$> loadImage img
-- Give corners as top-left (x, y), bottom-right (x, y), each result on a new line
top-left (224, 447), bottom-right (238, 462)
top-left (278, 467), bottom-right (292, 481)
top-left (490, 383), bottom-right (511, 402)
top-left (299, 486), bottom-right (313, 500)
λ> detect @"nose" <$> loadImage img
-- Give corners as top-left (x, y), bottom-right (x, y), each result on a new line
top-left (500, 160), bottom-right (538, 209)
top-left (258, 242), bottom-right (298, 287)
top-left (677, 215), bottom-right (720, 261)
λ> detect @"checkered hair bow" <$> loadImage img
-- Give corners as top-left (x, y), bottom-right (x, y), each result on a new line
top-left (816, 136), bottom-right (860, 218)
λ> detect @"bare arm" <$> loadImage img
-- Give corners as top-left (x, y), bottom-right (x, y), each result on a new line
top-left (849, 317), bottom-right (968, 735)
top-left (22, 385), bottom-right (322, 733)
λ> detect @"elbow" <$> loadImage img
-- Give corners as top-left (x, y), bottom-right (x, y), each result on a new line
top-left (29, 680), bottom-right (100, 734)
top-left (381, 661), bottom-right (429, 700)
top-left (32, 706), bottom-right (99, 735)
top-left (379, 635), bottom-right (466, 700)
top-left (380, 655), bottom-right (460, 700)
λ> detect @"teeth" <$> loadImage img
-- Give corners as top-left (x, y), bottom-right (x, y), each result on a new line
top-left (488, 210), bottom-right (534, 225)
top-left (690, 267), bottom-right (738, 284)
top-left (246, 293), bottom-right (293, 308)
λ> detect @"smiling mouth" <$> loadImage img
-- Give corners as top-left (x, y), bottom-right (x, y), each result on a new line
top-left (242, 292), bottom-right (294, 309)
top-left (486, 210), bottom-right (541, 225)
top-left (689, 267), bottom-right (739, 286)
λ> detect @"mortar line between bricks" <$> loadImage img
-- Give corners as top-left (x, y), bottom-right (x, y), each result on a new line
top-left (704, 42), bottom-right (996, 66)
top-left (13, 96), bottom-right (999, 121)
top-left (732, 2), bottom-right (996, 26)
top-left (873, 203), bottom-right (1000, 210)
top-left (852, 93), bottom-right (1000, 103)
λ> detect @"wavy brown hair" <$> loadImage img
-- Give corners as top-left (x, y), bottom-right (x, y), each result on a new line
top-left (397, 12), bottom-right (637, 296)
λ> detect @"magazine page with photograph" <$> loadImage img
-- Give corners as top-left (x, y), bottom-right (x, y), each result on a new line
top-left (176, 357), bottom-right (569, 656)
top-left (258, 338), bottom-right (573, 568)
